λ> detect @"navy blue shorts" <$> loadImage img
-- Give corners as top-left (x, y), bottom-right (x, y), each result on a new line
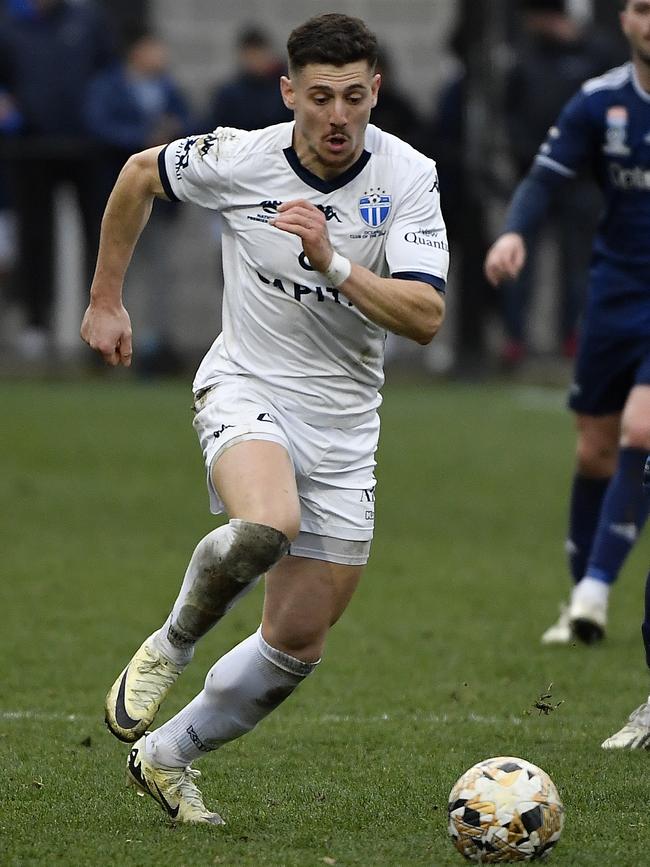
top-left (568, 330), bottom-right (650, 415)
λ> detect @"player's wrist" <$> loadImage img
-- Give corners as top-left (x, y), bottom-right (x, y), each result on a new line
top-left (323, 250), bottom-right (352, 287)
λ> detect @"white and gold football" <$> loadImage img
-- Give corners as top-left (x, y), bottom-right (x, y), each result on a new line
top-left (447, 756), bottom-right (564, 862)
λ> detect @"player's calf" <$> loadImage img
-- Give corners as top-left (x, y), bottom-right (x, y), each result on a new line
top-left (105, 520), bottom-right (290, 743)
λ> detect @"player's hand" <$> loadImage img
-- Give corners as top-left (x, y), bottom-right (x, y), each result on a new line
top-left (484, 233), bottom-right (527, 286)
top-left (80, 302), bottom-right (133, 367)
top-left (271, 200), bottom-right (333, 272)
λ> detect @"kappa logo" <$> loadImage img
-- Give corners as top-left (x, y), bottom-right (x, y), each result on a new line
top-left (186, 724), bottom-right (211, 752)
top-left (174, 137), bottom-right (198, 179)
top-left (359, 188), bottom-right (391, 228)
top-left (317, 204), bottom-right (342, 222)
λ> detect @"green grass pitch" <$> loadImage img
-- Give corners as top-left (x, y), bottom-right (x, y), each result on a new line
top-left (1, 379), bottom-right (648, 866)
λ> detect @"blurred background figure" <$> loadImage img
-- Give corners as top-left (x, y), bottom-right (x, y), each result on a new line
top-left (85, 25), bottom-right (192, 375)
top-left (0, 0), bottom-right (115, 359)
top-left (203, 25), bottom-right (291, 131)
top-left (0, 85), bottom-right (21, 321)
top-left (371, 45), bottom-right (424, 150)
top-left (499, 0), bottom-right (619, 368)
top-left (426, 19), bottom-right (497, 377)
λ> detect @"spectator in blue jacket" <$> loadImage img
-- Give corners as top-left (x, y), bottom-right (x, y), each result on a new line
top-left (85, 26), bottom-right (192, 375)
top-left (85, 25), bottom-right (191, 196)
top-left (0, 0), bottom-right (115, 357)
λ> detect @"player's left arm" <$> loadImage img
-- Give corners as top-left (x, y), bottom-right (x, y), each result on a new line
top-left (272, 195), bottom-right (446, 346)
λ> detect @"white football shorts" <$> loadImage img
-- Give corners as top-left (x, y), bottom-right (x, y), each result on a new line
top-left (192, 376), bottom-right (379, 565)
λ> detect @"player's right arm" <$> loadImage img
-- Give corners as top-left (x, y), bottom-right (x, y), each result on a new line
top-left (81, 146), bottom-right (166, 366)
top-left (484, 87), bottom-right (596, 287)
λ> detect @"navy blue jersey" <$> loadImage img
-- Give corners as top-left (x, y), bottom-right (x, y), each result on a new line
top-left (536, 62), bottom-right (650, 271)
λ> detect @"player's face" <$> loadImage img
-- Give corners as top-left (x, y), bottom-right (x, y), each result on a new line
top-left (281, 61), bottom-right (380, 179)
top-left (622, 1), bottom-right (650, 64)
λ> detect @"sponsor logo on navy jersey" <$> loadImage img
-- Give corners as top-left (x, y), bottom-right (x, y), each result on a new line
top-left (359, 189), bottom-right (391, 227)
top-left (603, 106), bottom-right (631, 156)
top-left (609, 163), bottom-right (650, 191)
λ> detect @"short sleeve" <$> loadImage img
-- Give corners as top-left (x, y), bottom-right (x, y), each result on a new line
top-left (384, 161), bottom-right (449, 291)
top-left (535, 90), bottom-right (596, 178)
top-left (158, 128), bottom-right (247, 210)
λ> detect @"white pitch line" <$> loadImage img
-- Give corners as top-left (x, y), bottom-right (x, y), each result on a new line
top-left (0, 711), bottom-right (94, 722)
top-left (0, 710), bottom-right (524, 725)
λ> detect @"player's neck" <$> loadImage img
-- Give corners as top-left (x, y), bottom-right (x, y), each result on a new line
top-left (292, 132), bottom-right (364, 181)
top-left (632, 54), bottom-right (650, 93)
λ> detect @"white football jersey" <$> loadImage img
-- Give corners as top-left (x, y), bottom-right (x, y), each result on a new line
top-left (159, 122), bottom-right (448, 427)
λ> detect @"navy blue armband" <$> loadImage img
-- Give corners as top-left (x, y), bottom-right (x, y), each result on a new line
top-left (503, 164), bottom-right (569, 238)
top-left (158, 145), bottom-right (180, 202)
top-left (391, 271), bottom-right (446, 294)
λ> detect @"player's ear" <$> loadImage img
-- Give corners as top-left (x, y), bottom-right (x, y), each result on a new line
top-left (370, 73), bottom-right (381, 109)
top-left (280, 76), bottom-right (295, 110)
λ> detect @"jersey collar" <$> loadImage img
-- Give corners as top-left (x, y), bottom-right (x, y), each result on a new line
top-left (283, 145), bottom-right (371, 193)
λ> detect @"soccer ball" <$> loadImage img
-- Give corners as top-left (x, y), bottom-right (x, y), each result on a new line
top-left (447, 756), bottom-right (564, 862)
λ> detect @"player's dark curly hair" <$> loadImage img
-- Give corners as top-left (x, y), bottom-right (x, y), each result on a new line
top-left (287, 13), bottom-right (378, 73)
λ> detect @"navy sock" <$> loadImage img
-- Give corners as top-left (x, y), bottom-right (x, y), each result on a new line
top-left (586, 448), bottom-right (650, 585)
top-left (643, 570), bottom-right (650, 670)
top-left (567, 474), bottom-right (610, 583)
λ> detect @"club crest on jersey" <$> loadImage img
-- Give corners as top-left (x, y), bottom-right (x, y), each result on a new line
top-left (359, 189), bottom-right (391, 228)
top-left (603, 106), bottom-right (630, 156)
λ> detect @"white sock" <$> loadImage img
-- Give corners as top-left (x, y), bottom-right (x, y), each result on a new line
top-left (572, 576), bottom-right (610, 606)
top-left (151, 520), bottom-right (285, 665)
top-left (146, 628), bottom-right (318, 768)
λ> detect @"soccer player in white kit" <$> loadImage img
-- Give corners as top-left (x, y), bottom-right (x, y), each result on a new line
top-left (81, 13), bottom-right (448, 825)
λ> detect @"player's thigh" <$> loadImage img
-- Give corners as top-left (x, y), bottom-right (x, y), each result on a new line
top-left (261, 555), bottom-right (363, 661)
top-left (212, 439), bottom-right (301, 539)
top-left (621, 385), bottom-right (650, 449)
top-left (575, 413), bottom-right (621, 476)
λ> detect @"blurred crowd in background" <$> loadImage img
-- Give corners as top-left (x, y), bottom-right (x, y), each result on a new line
top-left (0, 0), bottom-right (628, 378)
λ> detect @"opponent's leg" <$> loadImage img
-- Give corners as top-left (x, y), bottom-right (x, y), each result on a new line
top-left (542, 413), bottom-right (618, 644)
top-left (130, 557), bottom-right (361, 823)
top-left (105, 440), bottom-right (300, 742)
top-left (572, 388), bottom-right (650, 643)
top-left (602, 456), bottom-right (650, 749)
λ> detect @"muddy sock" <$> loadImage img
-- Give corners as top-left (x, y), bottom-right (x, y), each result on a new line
top-left (153, 520), bottom-right (289, 665)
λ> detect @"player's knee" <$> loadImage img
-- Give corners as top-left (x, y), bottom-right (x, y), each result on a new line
top-left (576, 434), bottom-right (617, 476)
top-left (230, 519), bottom-right (291, 575)
top-left (202, 520), bottom-right (291, 583)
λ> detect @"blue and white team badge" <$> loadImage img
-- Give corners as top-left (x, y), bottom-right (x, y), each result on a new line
top-left (359, 188), bottom-right (391, 228)
top-left (603, 106), bottom-right (631, 156)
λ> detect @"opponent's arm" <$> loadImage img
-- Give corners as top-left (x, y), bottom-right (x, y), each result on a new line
top-left (80, 146), bottom-right (166, 366)
top-left (272, 200), bottom-right (445, 345)
top-left (485, 87), bottom-right (594, 287)
top-left (484, 164), bottom-right (567, 286)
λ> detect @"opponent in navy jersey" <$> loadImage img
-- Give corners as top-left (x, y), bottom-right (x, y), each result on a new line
top-left (485, 0), bottom-right (650, 648)
top-left (80, 14), bottom-right (447, 823)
